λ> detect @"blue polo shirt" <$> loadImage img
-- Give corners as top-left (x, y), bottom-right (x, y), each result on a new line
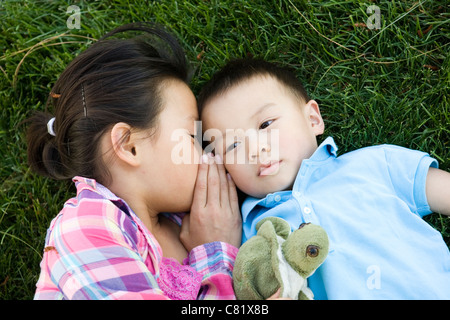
top-left (242, 137), bottom-right (450, 299)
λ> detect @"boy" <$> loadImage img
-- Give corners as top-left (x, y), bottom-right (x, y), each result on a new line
top-left (197, 58), bottom-right (450, 299)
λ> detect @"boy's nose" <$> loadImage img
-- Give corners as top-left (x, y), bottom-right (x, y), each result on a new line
top-left (248, 142), bottom-right (271, 161)
top-left (260, 144), bottom-right (271, 153)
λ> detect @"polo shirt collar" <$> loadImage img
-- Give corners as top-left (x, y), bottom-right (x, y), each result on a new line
top-left (310, 136), bottom-right (338, 161)
top-left (241, 136), bottom-right (338, 222)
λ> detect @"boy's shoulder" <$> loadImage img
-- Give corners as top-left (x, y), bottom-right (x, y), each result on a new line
top-left (341, 143), bottom-right (410, 155)
top-left (312, 140), bottom-right (437, 191)
top-left (312, 137), bottom-right (420, 164)
top-left (337, 143), bottom-right (429, 164)
top-left (334, 142), bottom-right (437, 196)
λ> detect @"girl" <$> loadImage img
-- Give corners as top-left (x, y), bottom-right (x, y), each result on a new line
top-left (26, 23), bottom-right (242, 300)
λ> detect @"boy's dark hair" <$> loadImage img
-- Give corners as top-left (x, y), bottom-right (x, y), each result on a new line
top-left (26, 22), bottom-right (190, 185)
top-left (197, 58), bottom-right (309, 113)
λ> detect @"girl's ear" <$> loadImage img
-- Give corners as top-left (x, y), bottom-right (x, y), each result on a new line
top-left (110, 122), bottom-right (140, 167)
top-left (305, 100), bottom-right (324, 136)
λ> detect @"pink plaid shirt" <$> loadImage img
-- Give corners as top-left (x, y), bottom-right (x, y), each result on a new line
top-left (34, 177), bottom-right (238, 300)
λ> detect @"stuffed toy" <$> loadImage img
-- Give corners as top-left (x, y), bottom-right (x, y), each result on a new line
top-left (233, 217), bottom-right (329, 300)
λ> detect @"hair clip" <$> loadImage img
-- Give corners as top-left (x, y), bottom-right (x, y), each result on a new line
top-left (81, 84), bottom-right (87, 117)
top-left (50, 92), bottom-right (61, 99)
top-left (47, 117), bottom-right (56, 136)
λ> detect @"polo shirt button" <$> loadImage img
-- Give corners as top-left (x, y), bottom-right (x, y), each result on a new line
top-left (274, 195), bottom-right (281, 202)
top-left (303, 207), bottom-right (311, 214)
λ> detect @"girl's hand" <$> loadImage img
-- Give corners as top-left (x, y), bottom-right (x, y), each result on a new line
top-left (180, 153), bottom-right (242, 251)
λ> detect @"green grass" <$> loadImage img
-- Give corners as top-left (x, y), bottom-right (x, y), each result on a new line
top-left (1, 0), bottom-right (448, 299)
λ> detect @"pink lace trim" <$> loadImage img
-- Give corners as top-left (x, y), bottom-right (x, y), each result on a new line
top-left (157, 257), bottom-right (203, 300)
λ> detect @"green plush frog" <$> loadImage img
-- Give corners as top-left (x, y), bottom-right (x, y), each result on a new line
top-left (233, 217), bottom-right (329, 300)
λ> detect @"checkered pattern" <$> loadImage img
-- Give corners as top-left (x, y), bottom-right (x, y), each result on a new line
top-left (34, 177), bottom-right (237, 300)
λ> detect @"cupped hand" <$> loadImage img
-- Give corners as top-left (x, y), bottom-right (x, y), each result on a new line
top-left (180, 153), bottom-right (242, 251)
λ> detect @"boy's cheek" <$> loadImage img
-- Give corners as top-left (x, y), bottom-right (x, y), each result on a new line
top-left (225, 164), bottom-right (248, 186)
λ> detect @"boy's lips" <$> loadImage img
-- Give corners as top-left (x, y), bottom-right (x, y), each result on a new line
top-left (258, 160), bottom-right (281, 176)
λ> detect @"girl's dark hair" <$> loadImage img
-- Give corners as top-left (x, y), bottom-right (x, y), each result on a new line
top-left (26, 22), bottom-right (190, 185)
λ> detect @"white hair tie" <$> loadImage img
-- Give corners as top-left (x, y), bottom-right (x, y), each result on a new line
top-left (47, 117), bottom-right (56, 136)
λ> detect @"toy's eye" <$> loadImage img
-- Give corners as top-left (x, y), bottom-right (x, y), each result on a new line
top-left (306, 245), bottom-right (319, 258)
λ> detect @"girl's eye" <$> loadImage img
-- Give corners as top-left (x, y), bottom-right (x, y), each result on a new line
top-left (190, 134), bottom-right (198, 145)
top-left (259, 120), bottom-right (273, 130)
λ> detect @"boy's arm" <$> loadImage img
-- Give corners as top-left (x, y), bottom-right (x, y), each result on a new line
top-left (426, 167), bottom-right (450, 216)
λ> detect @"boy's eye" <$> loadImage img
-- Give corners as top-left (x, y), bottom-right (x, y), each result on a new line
top-left (226, 141), bottom-right (240, 152)
top-left (259, 120), bottom-right (273, 130)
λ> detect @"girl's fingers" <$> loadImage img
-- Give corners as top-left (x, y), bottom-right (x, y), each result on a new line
top-left (215, 154), bottom-right (230, 207)
top-left (206, 153), bottom-right (220, 205)
top-left (192, 154), bottom-right (209, 208)
top-left (227, 173), bottom-right (240, 215)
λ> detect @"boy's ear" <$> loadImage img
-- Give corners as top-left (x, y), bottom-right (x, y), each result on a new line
top-left (110, 122), bottom-right (140, 167)
top-left (306, 100), bottom-right (324, 136)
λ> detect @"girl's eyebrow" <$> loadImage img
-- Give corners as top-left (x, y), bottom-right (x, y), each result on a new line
top-left (250, 103), bottom-right (277, 120)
